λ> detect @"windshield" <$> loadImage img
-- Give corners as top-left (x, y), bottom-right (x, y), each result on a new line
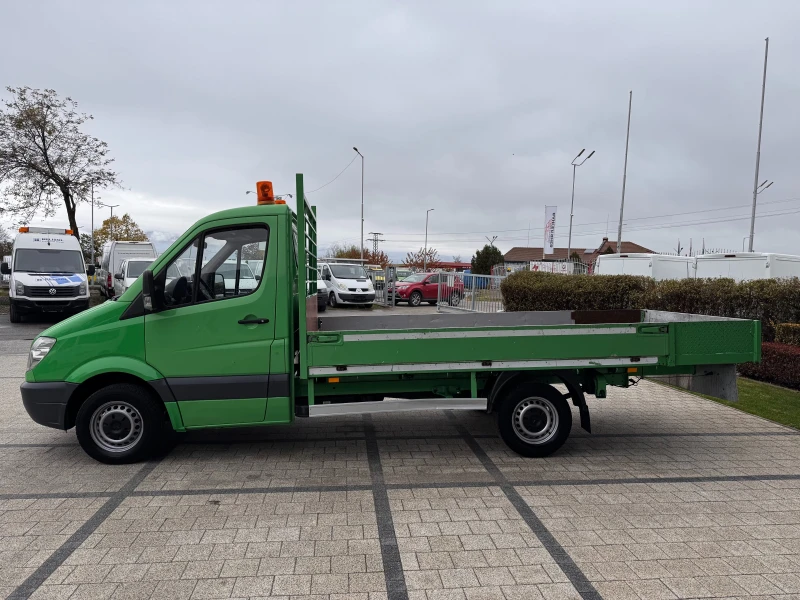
top-left (126, 260), bottom-right (152, 278)
top-left (401, 274), bottom-right (426, 282)
top-left (14, 249), bottom-right (84, 274)
top-left (329, 264), bottom-right (367, 279)
top-left (218, 263), bottom-right (255, 279)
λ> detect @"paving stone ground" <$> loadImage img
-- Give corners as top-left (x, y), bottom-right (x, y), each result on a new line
top-left (3, 317), bottom-right (800, 599)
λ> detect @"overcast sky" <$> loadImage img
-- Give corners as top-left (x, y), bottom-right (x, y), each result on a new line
top-left (2, 1), bottom-right (799, 260)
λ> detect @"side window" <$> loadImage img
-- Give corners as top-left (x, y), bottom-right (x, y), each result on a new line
top-left (196, 226), bottom-right (269, 304)
top-left (158, 239), bottom-right (200, 308)
top-left (427, 274), bottom-right (439, 284)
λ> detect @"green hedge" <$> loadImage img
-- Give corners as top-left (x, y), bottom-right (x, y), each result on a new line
top-left (500, 272), bottom-right (800, 341)
top-left (738, 342), bottom-right (800, 390)
top-left (776, 323), bottom-right (800, 347)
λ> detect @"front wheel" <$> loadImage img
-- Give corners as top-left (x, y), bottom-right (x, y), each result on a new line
top-left (496, 383), bottom-right (572, 458)
top-left (9, 303), bottom-right (22, 323)
top-left (329, 292), bottom-right (338, 308)
top-left (76, 383), bottom-right (168, 464)
top-left (409, 291), bottom-right (423, 307)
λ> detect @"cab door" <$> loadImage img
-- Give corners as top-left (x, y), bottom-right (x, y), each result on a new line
top-left (144, 218), bottom-right (277, 427)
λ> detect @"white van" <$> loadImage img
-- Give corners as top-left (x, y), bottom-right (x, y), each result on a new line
top-left (98, 241), bottom-right (158, 298)
top-left (0, 227), bottom-right (93, 323)
top-left (695, 253), bottom-right (800, 282)
top-left (319, 261), bottom-right (375, 307)
top-left (594, 253), bottom-right (695, 280)
top-left (112, 257), bottom-right (155, 297)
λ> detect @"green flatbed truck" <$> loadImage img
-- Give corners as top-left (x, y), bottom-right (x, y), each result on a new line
top-left (20, 175), bottom-right (762, 464)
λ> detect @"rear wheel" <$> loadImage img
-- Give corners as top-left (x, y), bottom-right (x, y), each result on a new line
top-left (496, 382), bottom-right (572, 457)
top-left (76, 383), bottom-right (168, 464)
top-left (449, 292), bottom-right (462, 307)
top-left (318, 299), bottom-right (327, 312)
top-left (409, 291), bottom-right (423, 307)
top-left (9, 303), bottom-right (22, 324)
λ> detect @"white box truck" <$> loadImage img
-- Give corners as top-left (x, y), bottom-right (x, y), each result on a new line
top-left (97, 241), bottom-right (158, 298)
top-left (695, 253), bottom-right (800, 282)
top-left (594, 253), bottom-right (695, 280)
top-left (0, 227), bottom-right (94, 323)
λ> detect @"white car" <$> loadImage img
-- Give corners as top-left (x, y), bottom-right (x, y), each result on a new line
top-left (113, 258), bottom-right (154, 297)
top-left (217, 262), bottom-right (259, 293)
top-left (319, 262), bottom-right (375, 307)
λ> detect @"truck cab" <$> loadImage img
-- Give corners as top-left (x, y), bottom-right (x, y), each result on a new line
top-left (1, 227), bottom-right (93, 323)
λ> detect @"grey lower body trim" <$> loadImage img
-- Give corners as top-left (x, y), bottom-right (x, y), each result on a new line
top-left (308, 397), bottom-right (487, 417)
top-left (166, 373), bottom-right (290, 401)
top-left (20, 381), bottom-right (77, 430)
top-left (309, 356), bottom-right (659, 376)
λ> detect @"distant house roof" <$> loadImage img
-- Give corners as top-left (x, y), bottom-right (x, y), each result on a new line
top-left (437, 261), bottom-right (472, 270)
top-left (504, 237), bottom-right (654, 264)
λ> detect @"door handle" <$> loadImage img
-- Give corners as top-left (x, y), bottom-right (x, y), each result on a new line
top-left (238, 318), bottom-right (269, 325)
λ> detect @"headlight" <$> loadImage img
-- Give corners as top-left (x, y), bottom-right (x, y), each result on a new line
top-left (28, 337), bottom-right (56, 371)
top-left (366, 280), bottom-right (374, 290)
top-left (337, 282), bottom-right (348, 292)
top-left (15, 281), bottom-right (24, 295)
top-left (79, 283), bottom-right (87, 295)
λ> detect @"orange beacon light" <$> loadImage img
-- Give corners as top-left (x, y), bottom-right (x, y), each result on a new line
top-left (256, 181), bottom-right (274, 205)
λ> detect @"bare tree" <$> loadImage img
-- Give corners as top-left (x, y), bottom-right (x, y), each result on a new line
top-left (452, 254), bottom-right (462, 263)
top-left (0, 87), bottom-right (121, 239)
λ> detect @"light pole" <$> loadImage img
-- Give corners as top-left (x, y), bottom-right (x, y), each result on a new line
top-left (745, 180), bottom-right (774, 250)
top-left (101, 204), bottom-right (119, 239)
top-left (567, 149), bottom-right (595, 260)
top-left (748, 37), bottom-right (770, 252)
top-left (423, 208), bottom-right (434, 271)
top-left (90, 182), bottom-right (95, 270)
top-left (617, 91), bottom-right (633, 253)
top-left (353, 147), bottom-right (364, 261)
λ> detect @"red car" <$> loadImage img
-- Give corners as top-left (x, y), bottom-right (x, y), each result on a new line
top-left (391, 272), bottom-right (464, 307)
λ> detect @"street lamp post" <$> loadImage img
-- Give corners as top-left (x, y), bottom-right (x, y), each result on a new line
top-left (748, 37), bottom-right (770, 253)
top-left (567, 149), bottom-right (595, 260)
top-left (423, 209), bottom-right (434, 271)
top-left (90, 182), bottom-right (95, 270)
top-left (745, 180), bottom-right (774, 250)
top-left (353, 147), bottom-right (364, 261)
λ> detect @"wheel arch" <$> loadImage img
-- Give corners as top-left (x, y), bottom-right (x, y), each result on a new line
top-left (487, 369), bottom-right (590, 433)
top-left (64, 358), bottom-right (174, 430)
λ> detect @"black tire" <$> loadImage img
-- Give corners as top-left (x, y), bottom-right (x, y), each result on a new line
top-left (76, 383), bottom-right (168, 464)
top-left (496, 382), bottom-right (572, 458)
top-left (9, 303), bottom-right (22, 324)
top-left (329, 292), bottom-right (338, 308)
top-left (449, 293), bottom-right (461, 307)
top-left (318, 300), bottom-right (327, 312)
top-left (409, 291), bottom-right (423, 307)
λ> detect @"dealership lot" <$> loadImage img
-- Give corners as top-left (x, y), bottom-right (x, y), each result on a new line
top-left (3, 313), bottom-right (800, 600)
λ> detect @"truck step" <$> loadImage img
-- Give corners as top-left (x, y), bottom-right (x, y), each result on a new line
top-left (306, 398), bottom-right (487, 417)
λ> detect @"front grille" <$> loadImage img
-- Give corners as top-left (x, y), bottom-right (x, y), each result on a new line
top-left (24, 285), bottom-right (79, 298)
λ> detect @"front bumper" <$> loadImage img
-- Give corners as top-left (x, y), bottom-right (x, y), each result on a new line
top-left (20, 381), bottom-right (77, 430)
top-left (12, 298), bottom-right (90, 314)
top-left (337, 292), bottom-right (376, 303)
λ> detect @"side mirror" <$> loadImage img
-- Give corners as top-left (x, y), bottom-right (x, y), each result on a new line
top-left (0, 262), bottom-right (9, 275)
top-left (114, 273), bottom-right (124, 280)
top-left (86, 265), bottom-right (95, 276)
top-left (141, 269), bottom-right (163, 313)
top-left (325, 272), bottom-right (331, 281)
top-left (255, 274), bottom-right (261, 282)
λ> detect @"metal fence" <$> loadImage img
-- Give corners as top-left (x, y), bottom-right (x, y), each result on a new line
top-left (437, 272), bottom-right (506, 313)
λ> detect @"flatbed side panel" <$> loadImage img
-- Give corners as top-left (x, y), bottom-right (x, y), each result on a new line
top-left (670, 319), bottom-right (761, 365)
top-left (308, 323), bottom-right (669, 368)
